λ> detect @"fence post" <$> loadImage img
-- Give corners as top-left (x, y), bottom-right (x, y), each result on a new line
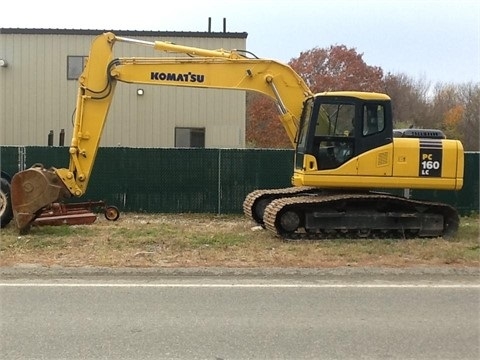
top-left (217, 149), bottom-right (222, 215)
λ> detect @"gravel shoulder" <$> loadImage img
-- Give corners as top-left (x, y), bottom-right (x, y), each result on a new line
top-left (1, 264), bottom-right (479, 281)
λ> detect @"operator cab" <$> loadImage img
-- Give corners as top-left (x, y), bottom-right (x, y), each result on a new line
top-left (295, 92), bottom-right (393, 171)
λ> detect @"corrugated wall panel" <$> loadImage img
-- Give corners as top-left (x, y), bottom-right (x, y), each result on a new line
top-left (1, 31), bottom-right (246, 148)
top-left (0, 33), bottom-right (93, 147)
top-left (98, 35), bottom-right (247, 148)
top-left (0, 35), bottom-right (14, 144)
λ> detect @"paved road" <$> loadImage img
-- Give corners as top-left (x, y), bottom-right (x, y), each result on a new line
top-left (1, 267), bottom-right (479, 360)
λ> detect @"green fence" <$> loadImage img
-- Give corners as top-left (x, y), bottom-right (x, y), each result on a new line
top-left (1, 147), bottom-right (478, 215)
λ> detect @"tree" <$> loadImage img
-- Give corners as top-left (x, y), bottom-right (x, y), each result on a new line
top-left (429, 82), bottom-right (480, 150)
top-left (246, 92), bottom-right (291, 148)
top-left (442, 104), bottom-right (464, 140)
top-left (383, 73), bottom-right (431, 128)
top-left (430, 84), bottom-right (463, 139)
top-left (458, 83), bottom-right (480, 151)
top-left (288, 45), bottom-right (384, 92)
top-left (246, 45), bottom-right (480, 150)
top-left (246, 45), bottom-right (385, 148)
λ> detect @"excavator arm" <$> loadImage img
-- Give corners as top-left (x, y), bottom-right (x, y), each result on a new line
top-left (11, 32), bottom-right (313, 231)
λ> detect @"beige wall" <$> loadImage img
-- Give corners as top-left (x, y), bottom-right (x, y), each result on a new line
top-left (0, 31), bottom-right (247, 148)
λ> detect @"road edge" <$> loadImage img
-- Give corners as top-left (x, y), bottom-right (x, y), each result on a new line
top-left (1, 264), bottom-right (479, 279)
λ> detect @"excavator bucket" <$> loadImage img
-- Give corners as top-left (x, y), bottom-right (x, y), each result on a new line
top-left (11, 165), bottom-right (71, 232)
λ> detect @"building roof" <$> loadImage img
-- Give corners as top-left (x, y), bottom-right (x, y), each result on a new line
top-left (0, 28), bottom-right (248, 39)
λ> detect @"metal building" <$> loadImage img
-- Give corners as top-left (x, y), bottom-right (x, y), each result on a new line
top-left (0, 28), bottom-right (248, 148)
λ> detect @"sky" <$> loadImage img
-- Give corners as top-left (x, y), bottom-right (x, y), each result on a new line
top-left (1, 0), bottom-right (479, 85)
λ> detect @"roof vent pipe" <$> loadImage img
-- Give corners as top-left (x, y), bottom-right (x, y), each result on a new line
top-left (208, 17), bottom-right (212, 32)
top-left (223, 18), bottom-right (226, 32)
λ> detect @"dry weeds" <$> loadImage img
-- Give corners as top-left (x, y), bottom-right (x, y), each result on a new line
top-left (1, 213), bottom-right (479, 269)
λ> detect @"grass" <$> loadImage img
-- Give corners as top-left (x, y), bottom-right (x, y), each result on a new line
top-left (0, 213), bottom-right (478, 269)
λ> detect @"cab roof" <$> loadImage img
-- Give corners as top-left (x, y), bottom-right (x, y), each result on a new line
top-left (315, 91), bottom-right (391, 101)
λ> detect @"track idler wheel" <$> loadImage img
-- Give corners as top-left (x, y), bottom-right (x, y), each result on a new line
top-left (277, 209), bottom-right (302, 235)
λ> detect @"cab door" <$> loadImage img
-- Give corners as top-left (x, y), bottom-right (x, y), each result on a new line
top-left (355, 102), bottom-right (394, 176)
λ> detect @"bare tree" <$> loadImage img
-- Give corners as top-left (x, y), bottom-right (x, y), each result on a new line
top-left (458, 83), bottom-right (480, 151)
top-left (383, 73), bottom-right (432, 128)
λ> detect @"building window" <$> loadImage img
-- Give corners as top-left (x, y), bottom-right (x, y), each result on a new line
top-left (67, 56), bottom-right (87, 80)
top-left (175, 127), bottom-right (205, 148)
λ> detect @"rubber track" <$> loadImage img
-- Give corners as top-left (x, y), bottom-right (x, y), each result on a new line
top-left (242, 186), bottom-right (316, 223)
top-left (262, 192), bottom-right (459, 240)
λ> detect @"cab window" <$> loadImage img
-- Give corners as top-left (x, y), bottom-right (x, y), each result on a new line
top-left (315, 103), bottom-right (355, 136)
top-left (362, 104), bottom-right (385, 136)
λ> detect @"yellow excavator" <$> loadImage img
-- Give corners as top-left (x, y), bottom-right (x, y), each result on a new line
top-left (11, 32), bottom-right (464, 238)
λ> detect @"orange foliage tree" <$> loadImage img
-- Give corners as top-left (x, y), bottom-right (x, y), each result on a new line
top-left (430, 84), bottom-right (464, 140)
top-left (246, 45), bottom-right (385, 148)
top-left (245, 93), bottom-right (291, 148)
top-left (443, 104), bottom-right (464, 139)
top-left (431, 83), bottom-right (480, 150)
top-left (289, 45), bottom-right (384, 92)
